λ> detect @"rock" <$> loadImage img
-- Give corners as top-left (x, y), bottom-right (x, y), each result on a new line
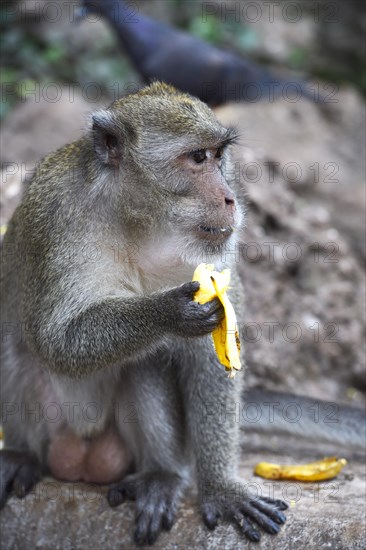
top-left (1, 446), bottom-right (365, 549)
top-left (0, 88), bottom-right (104, 226)
top-left (214, 92), bottom-right (365, 403)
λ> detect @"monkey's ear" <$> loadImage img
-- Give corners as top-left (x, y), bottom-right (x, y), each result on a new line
top-left (92, 111), bottom-right (122, 167)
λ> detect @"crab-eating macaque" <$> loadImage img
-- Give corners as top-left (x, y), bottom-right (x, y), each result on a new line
top-left (0, 82), bottom-right (287, 544)
top-left (2, 82), bottom-right (364, 546)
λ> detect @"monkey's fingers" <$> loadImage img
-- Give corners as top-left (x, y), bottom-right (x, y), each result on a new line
top-left (238, 500), bottom-right (282, 536)
top-left (260, 496), bottom-right (289, 511)
top-left (201, 500), bottom-right (262, 542)
top-left (134, 508), bottom-right (160, 545)
top-left (201, 501), bottom-right (222, 530)
top-left (180, 281), bottom-right (200, 298)
top-left (161, 506), bottom-right (176, 531)
top-left (111, 471), bottom-right (182, 546)
top-left (201, 487), bottom-right (287, 542)
top-left (250, 498), bottom-right (287, 525)
top-left (199, 298), bottom-right (225, 323)
top-left (232, 511), bottom-right (261, 542)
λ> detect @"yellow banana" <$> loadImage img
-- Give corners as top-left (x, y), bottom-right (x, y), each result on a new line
top-left (254, 456), bottom-right (347, 482)
top-left (192, 263), bottom-right (241, 378)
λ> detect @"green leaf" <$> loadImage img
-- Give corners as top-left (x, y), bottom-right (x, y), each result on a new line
top-left (44, 45), bottom-right (66, 64)
top-left (189, 15), bottom-right (222, 43)
top-left (288, 47), bottom-right (307, 69)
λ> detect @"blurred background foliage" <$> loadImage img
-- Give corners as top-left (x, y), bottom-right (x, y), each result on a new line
top-left (0, 0), bottom-right (365, 121)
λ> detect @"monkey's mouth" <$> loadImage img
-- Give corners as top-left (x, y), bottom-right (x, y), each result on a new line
top-left (198, 225), bottom-right (234, 239)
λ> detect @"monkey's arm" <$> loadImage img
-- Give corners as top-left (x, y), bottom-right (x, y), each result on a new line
top-left (28, 283), bottom-right (223, 378)
top-left (242, 389), bottom-right (366, 452)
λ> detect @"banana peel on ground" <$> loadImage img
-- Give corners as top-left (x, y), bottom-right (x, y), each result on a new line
top-left (192, 263), bottom-right (241, 378)
top-left (254, 457), bottom-right (347, 482)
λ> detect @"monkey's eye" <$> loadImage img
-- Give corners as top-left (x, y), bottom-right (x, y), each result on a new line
top-left (191, 149), bottom-right (207, 164)
top-left (215, 147), bottom-right (224, 159)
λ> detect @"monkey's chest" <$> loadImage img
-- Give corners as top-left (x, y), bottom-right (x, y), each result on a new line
top-left (132, 250), bottom-right (195, 294)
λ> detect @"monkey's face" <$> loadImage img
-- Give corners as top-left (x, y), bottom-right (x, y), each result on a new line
top-left (134, 101), bottom-right (243, 263)
top-left (92, 84), bottom-right (244, 265)
top-left (169, 142), bottom-right (243, 262)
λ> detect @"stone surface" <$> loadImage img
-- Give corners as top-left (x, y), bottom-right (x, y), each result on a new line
top-left (1, 446), bottom-right (365, 550)
top-left (0, 90), bottom-right (105, 227)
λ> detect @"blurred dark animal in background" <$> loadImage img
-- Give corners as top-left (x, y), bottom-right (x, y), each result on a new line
top-left (82, 0), bottom-right (317, 106)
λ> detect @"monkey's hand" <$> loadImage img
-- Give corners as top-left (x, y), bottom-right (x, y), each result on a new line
top-left (200, 479), bottom-right (287, 542)
top-left (192, 263), bottom-right (241, 377)
top-left (163, 282), bottom-right (224, 339)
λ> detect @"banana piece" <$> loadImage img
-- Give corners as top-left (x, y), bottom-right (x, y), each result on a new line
top-left (254, 457), bottom-right (347, 482)
top-left (192, 263), bottom-right (241, 378)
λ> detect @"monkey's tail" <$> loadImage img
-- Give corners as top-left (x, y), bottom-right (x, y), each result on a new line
top-left (242, 388), bottom-right (366, 452)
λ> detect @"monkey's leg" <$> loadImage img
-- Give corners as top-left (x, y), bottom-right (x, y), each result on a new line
top-left (0, 449), bottom-right (42, 509)
top-left (181, 338), bottom-right (288, 542)
top-left (108, 353), bottom-right (189, 545)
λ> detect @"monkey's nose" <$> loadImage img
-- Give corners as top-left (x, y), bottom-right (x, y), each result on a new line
top-left (225, 194), bottom-right (235, 208)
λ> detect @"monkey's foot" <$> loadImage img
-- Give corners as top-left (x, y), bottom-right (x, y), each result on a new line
top-left (200, 480), bottom-right (288, 542)
top-left (107, 470), bottom-right (184, 545)
top-left (0, 449), bottom-right (42, 509)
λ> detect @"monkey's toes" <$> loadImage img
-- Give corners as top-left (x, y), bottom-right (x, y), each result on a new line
top-left (201, 492), bottom-right (287, 542)
top-left (261, 495), bottom-right (289, 511)
top-left (108, 471), bottom-right (183, 545)
top-left (134, 500), bottom-right (176, 546)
